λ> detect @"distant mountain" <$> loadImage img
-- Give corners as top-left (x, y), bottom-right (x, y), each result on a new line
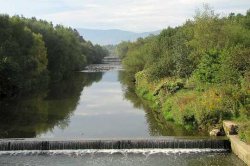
top-left (77, 28), bottom-right (161, 45)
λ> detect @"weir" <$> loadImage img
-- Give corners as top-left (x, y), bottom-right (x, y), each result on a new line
top-left (0, 138), bottom-right (231, 151)
top-left (102, 56), bottom-right (121, 63)
top-left (83, 56), bottom-right (121, 72)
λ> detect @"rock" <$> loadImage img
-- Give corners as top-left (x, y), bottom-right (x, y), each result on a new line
top-left (228, 125), bottom-right (238, 135)
top-left (210, 129), bottom-right (221, 136)
top-left (223, 121), bottom-right (238, 135)
top-left (209, 128), bottom-right (225, 136)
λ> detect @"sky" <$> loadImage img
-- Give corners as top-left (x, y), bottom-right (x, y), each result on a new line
top-left (0, 0), bottom-right (249, 32)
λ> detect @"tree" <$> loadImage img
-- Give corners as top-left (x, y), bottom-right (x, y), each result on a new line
top-left (0, 15), bottom-right (48, 97)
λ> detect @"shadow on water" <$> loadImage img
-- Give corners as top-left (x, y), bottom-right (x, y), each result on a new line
top-left (118, 70), bottom-right (208, 137)
top-left (0, 72), bottom-right (103, 138)
top-left (1, 69), bottom-right (207, 138)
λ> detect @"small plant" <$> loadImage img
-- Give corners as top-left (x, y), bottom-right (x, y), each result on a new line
top-left (239, 122), bottom-right (250, 144)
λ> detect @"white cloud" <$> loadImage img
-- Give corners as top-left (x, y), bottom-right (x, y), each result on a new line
top-left (0, 0), bottom-right (249, 32)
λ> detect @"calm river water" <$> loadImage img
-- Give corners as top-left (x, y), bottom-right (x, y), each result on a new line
top-left (0, 70), bottom-right (204, 139)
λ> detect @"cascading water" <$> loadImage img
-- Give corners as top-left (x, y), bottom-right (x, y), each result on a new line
top-left (0, 138), bottom-right (231, 151)
top-left (0, 141), bottom-right (244, 166)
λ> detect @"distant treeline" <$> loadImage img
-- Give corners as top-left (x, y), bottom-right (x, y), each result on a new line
top-left (0, 15), bottom-right (108, 98)
top-left (104, 44), bottom-right (117, 57)
top-left (117, 7), bottom-right (250, 141)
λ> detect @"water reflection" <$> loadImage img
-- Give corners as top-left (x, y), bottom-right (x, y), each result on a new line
top-left (118, 71), bottom-right (207, 137)
top-left (40, 71), bottom-right (150, 138)
top-left (0, 70), bottom-right (207, 139)
top-left (0, 72), bottom-right (103, 138)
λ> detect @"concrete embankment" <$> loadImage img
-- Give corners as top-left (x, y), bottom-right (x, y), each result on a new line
top-left (223, 121), bottom-right (250, 166)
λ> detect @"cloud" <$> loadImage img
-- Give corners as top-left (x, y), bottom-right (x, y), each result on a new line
top-left (0, 0), bottom-right (249, 32)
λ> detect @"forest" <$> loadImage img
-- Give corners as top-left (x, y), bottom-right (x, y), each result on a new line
top-left (0, 15), bottom-right (108, 98)
top-left (117, 7), bottom-right (250, 142)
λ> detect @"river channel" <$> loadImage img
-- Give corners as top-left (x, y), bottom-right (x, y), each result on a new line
top-left (0, 63), bottom-right (246, 165)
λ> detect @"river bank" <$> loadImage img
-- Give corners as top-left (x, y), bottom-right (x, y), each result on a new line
top-left (132, 70), bottom-right (250, 137)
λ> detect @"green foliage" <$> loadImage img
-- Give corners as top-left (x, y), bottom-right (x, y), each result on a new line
top-left (103, 44), bottom-right (117, 57)
top-left (193, 50), bottom-right (221, 83)
top-left (84, 42), bottom-right (108, 64)
top-left (119, 7), bottom-right (250, 130)
top-left (0, 14), bottom-right (108, 98)
top-left (122, 37), bottom-right (154, 75)
top-left (0, 15), bottom-right (48, 97)
top-left (154, 79), bottom-right (184, 95)
top-left (219, 46), bottom-right (250, 84)
top-left (116, 41), bottom-right (130, 59)
top-left (239, 121), bottom-right (250, 144)
top-left (23, 17), bottom-right (108, 80)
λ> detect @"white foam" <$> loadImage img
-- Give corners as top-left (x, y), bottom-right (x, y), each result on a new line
top-left (0, 149), bottom-right (228, 156)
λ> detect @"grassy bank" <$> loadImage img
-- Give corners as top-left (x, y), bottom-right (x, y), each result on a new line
top-left (135, 71), bottom-right (249, 137)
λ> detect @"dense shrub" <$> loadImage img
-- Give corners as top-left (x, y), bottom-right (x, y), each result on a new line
top-left (119, 8), bottom-right (250, 129)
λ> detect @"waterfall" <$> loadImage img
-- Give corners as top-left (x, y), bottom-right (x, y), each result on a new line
top-left (0, 139), bottom-right (231, 151)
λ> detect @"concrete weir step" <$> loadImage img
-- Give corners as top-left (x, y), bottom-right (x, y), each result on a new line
top-left (0, 138), bottom-right (231, 151)
top-left (223, 121), bottom-right (250, 165)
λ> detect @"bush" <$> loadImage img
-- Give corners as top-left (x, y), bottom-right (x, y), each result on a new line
top-left (239, 122), bottom-right (250, 144)
top-left (154, 79), bottom-right (184, 96)
top-left (162, 86), bottom-right (234, 128)
top-left (193, 50), bottom-right (221, 84)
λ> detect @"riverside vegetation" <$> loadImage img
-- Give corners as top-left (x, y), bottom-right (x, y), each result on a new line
top-left (117, 7), bottom-right (250, 143)
top-left (0, 15), bottom-right (108, 98)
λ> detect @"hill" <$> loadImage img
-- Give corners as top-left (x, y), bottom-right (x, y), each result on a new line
top-left (77, 28), bottom-right (160, 45)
